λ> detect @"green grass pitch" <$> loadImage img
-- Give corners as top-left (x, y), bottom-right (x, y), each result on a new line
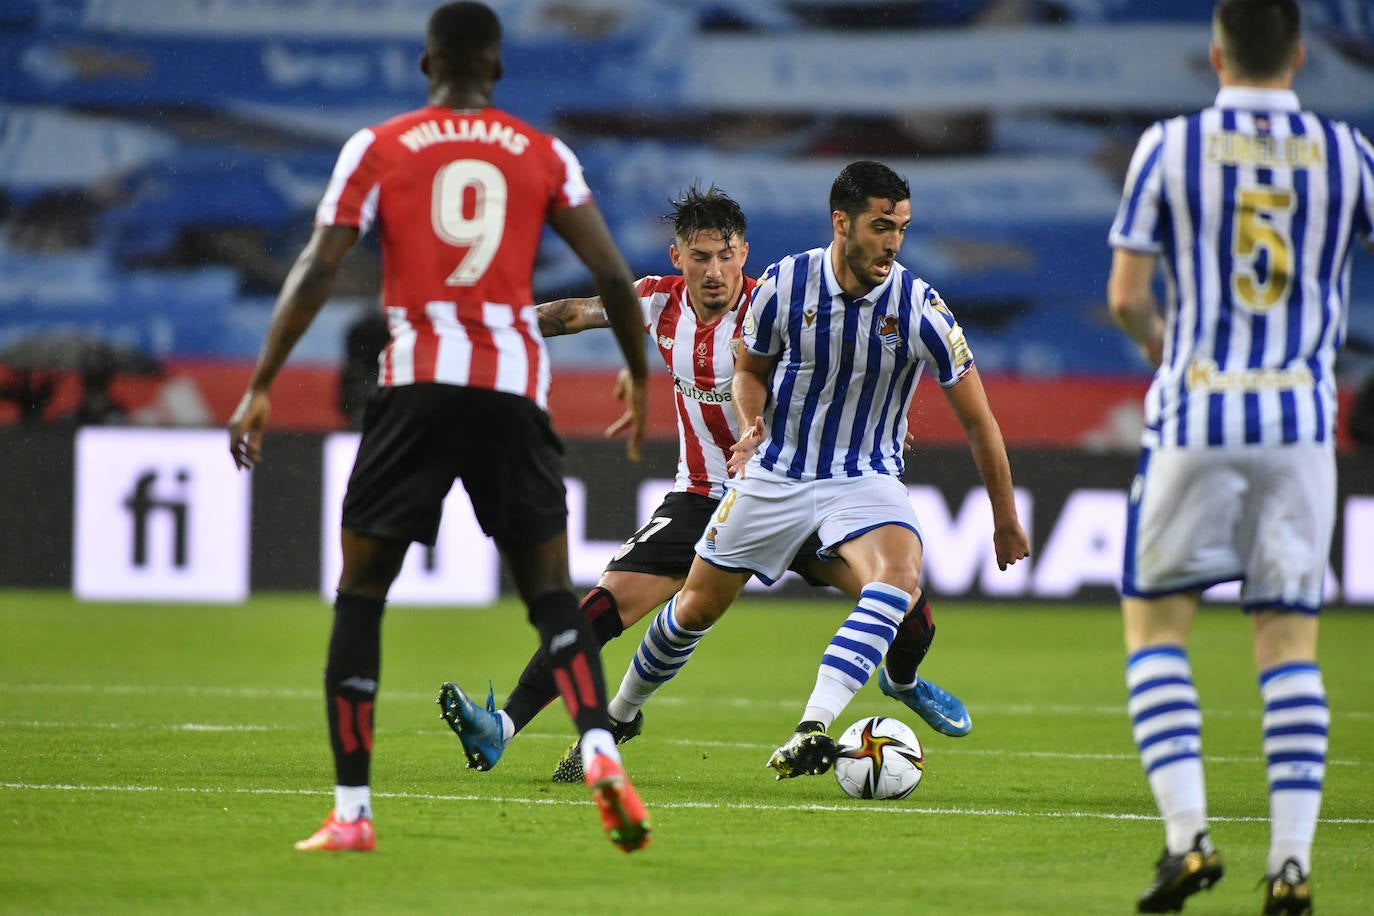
top-left (2, 591), bottom-right (1371, 914)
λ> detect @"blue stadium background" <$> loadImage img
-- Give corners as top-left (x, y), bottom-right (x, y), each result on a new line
top-left (3, 0), bottom-right (1373, 389)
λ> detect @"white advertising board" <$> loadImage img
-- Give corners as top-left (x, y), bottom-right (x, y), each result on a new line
top-left (73, 427), bottom-right (251, 602)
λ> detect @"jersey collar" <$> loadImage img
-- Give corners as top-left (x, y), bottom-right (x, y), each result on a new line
top-left (1214, 86), bottom-right (1301, 113)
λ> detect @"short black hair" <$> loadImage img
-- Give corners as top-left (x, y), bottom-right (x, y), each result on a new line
top-left (426, 2), bottom-right (502, 65)
top-left (666, 183), bottom-right (747, 244)
top-left (829, 161), bottom-right (910, 219)
top-left (1214, 0), bottom-right (1301, 80)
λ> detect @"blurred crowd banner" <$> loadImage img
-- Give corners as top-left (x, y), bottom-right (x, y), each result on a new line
top-left (1, 426), bottom-right (1369, 607)
top-left (8, 18), bottom-right (1373, 121)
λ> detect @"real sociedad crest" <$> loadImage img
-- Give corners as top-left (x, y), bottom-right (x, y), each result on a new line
top-left (877, 314), bottom-right (902, 347)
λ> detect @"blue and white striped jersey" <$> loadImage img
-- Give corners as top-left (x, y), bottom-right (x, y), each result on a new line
top-left (742, 244), bottom-right (974, 480)
top-left (1109, 86), bottom-right (1374, 449)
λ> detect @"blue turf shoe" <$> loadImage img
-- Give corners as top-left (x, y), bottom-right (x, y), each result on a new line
top-left (877, 668), bottom-right (972, 737)
top-left (437, 681), bottom-right (506, 770)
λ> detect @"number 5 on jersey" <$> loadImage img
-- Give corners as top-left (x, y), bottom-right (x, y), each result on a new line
top-left (1232, 186), bottom-right (1295, 312)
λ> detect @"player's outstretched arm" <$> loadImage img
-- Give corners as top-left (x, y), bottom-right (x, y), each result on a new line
top-left (535, 296), bottom-right (610, 337)
top-left (548, 202), bottom-right (648, 461)
top-left (941, 366), bottom-right (1030, 571)
top-left (1107, 248), bottom-right (1165, 368)
top-left (229, 224), bottom-right (358, 470)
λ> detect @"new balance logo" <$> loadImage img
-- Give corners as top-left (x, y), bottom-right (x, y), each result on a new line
top-left (550, 629), bottom-right (578, 653)
top-left (339, 676), bottom-right (378, 694)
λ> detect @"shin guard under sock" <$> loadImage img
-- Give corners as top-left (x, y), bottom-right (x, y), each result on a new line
top-left (883, 592), bottom-right (934, 685)
top-left (528, 589), bottom-right (612, 735)
top-left (325, 592), bottom-right (385, 787)
top-left (505, 586), bottom-right (623, 732)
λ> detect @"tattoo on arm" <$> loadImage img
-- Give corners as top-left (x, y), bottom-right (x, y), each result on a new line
top-left (536, 297), bottom-right (608, 337)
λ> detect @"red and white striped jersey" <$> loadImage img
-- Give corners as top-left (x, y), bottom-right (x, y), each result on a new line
top-left (637, 274), bottom-right (757, 499)
top-left (317, 105), bottom-right (594, 409)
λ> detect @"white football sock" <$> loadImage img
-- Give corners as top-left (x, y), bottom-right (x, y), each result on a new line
top-left (1126, 646), bottom-right (1206, 854)
top-left (608, 596), bottom-right (709, 722)
top-left (498, 710), bottom-right (516, 743)
top-left (1260, 663), bottom-right (1327, 875)
top-left (334, 785), bottom-right (371, 822)
top-left (578, 728), bottom-right (621, 774)
top-left (801, 583), bottom-right (909, 728)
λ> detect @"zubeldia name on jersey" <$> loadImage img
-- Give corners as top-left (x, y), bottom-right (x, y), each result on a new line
top-left (398, 117), bottom-right (530, 156)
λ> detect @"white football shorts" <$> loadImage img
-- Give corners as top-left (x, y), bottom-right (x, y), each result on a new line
top-left (1122, 443), bottom-right (1335, 612)
top-left (694, 469), bottom-right (922, 584)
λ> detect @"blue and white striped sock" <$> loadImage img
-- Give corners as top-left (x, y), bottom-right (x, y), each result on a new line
top-left (1260, 662), bottom-right (1327, 875)
top-left (801, 583), bottom-right (909, 729)
top-left (1126, 646), bottom-right (1207, 854)
top-left (607, 595), bottom-right (709, 722)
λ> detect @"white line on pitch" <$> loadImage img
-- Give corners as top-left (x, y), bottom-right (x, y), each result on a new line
top-left (5, 683), bottom-right (1369, 721)
top-left (0, 720), bottom-right (282, 732)
top-left (2, 781), bottom-right (1372, 825)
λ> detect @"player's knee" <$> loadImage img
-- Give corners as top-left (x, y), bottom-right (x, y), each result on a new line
top-left (337, 531), bottom-right (407, 596)
top-left (672, 593), bottom-right (723, 630)
top-left (874, 568), bottom-right (920, 598)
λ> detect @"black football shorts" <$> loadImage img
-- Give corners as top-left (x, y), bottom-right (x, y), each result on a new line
top-left (341, 383), bottom-right (567, 551)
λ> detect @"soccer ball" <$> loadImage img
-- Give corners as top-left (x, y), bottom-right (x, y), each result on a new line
top-left (832, 716), bottom-right (924, 800)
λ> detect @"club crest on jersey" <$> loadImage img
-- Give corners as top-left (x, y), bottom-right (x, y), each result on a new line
top-left (877, 314), bottom-right (902, 347)
top-left (729, 338), bottom-right (742, 359)
top-left (703, 527), bottom-right (718, 551)
top-left (657, 334), bottom-right (674, 349)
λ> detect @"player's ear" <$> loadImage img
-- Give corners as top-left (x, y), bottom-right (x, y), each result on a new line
top-left (669, 244), bottom-right (683, 270)
top-left (832, 209), bottom-right (849, 239)
top-left (1291, 41), bottom-right (1306, 74)
top-left (492, 55), bottom-right (504, 83)
top-left (1208, 42), bottom-right (1223, 77)
top-left (419, 50), bottom-right (431, 78)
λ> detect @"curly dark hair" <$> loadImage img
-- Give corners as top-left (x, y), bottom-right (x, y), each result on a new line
top-left (666, 183), bottom-right (747, 244)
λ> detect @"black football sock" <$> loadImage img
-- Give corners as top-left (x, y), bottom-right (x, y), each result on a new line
top-left (325, 592), bottom-right (385, 787)
top-left (883, 592), bottom-right (934, 685)
top-left (504, 586), bottom-right (622, 732)
top-left (527, 589), bottom-right (612, 735)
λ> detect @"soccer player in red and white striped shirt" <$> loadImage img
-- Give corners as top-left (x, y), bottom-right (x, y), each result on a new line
top-left (227, 1), bottom-right (650, 854)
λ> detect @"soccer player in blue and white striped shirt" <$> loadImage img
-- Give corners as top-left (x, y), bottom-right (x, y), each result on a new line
top-left (601, 161), bottom-right (1030, 777)
top-left (1108, 1), bottom-right (1374, 911)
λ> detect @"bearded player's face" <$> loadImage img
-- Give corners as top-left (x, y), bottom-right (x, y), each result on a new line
top-left (838, 197), bottom-right (910, 293)
top-left (670, 229), bottom-right (749, 316)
